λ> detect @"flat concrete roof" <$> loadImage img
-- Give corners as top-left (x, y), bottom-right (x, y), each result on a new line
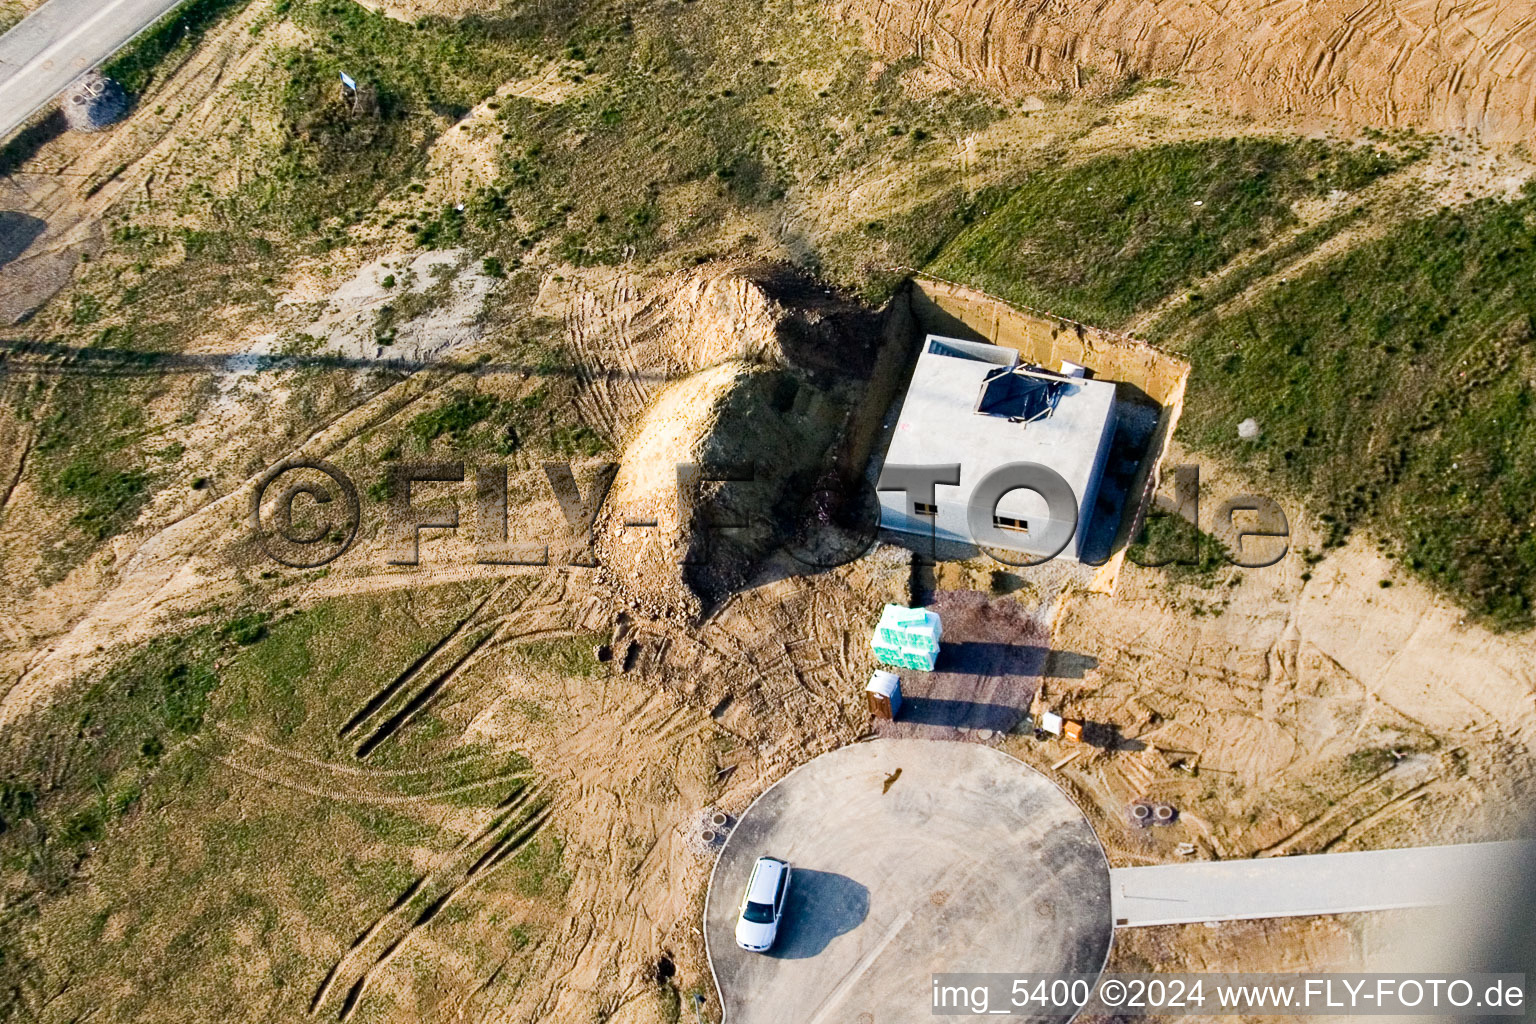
top-left (705, 739), bottom-right (1113, 1023)
top-left (887, 338), bottom-right (1115, 493)
top-left (879, 336), bottom-right (1116, 558)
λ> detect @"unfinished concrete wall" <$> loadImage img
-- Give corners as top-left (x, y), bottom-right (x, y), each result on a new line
top-left (840, 286), bottom-right (919, 483)
top-left (906, 276), bottom-right (1187, 403)
top-left (902, 274), bottom-right (1191, 588)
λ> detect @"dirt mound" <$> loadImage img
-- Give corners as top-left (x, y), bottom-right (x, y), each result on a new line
top-left (653, 262), bottom-right (882, 377)
top-left (834, 0), bottom-right (1536, 141)
top-left (587, 262), bottom-right (892, 621)
top-left (594, 361), bottom-right (847, 621)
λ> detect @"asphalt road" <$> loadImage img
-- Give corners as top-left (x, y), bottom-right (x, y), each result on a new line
top-left (0, 0), bottom-right (186, 141)
top-left (704, 739), bottom-right (1113, 1024)
top-left (1109, 839), bottom-right (1536, 927)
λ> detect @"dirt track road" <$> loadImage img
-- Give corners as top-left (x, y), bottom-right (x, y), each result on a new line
top-left (0, 0), bottom-right (184, 140)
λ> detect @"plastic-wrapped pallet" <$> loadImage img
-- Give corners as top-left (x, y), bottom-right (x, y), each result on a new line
top-left (874, 605), bottom-right (943, 651)
top-left (871, 642), bottom-right (936, 672)
top-left (871, 604), bottom-right (943, 671)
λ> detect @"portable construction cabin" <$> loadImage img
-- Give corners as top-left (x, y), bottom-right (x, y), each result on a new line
top-left (865, 671), bottom-right (902, 720)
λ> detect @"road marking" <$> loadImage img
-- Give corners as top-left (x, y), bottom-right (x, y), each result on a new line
top-left (0, 0), bottom-right (186, 138)
top-left (804, 909), bottom-right (914, 1024)
top-left (5, 0), bottom-right (149, 85)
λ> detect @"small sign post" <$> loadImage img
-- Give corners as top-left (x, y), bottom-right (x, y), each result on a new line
top-left (339, 71), bottom-right (363, 115)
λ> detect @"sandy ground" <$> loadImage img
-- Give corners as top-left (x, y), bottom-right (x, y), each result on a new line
top-left (1035, 441), bottom-right (1536, 872)
top-left (232, 249), bottom-right (498, 372)
top-left (1, 3), bottom-right (1534, 1018)
top-left (837, 0), bottom-right (1536, 142)
top-left (4, 255), bottom-right (1535, 1021)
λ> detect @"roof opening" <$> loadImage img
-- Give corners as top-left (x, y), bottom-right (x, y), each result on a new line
top-left (926, 337), bottom-right (1018, 365)
top-left (976, 365), bottom-right (1070, 422)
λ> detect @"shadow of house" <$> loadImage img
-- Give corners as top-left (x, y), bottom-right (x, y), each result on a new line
top-left (874, 591), bottom-right (1051, 742)
top-left (898, 696), bottom-right (1024, 733)
top-left (937, 639), bottom-right (1046, 674)
top-left (769, 870), bottom-right (870, 960)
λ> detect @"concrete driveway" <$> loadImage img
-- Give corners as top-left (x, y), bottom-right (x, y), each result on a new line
top-left (1110, 839), bottom-right (1536, 927)
top-left (704, 739), bottom-right (1113, 1024)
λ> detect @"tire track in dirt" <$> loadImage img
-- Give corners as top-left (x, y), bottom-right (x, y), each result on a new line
top-left (218, 725), bottom-right (483, 777)
top-left (210, 753), bottom-right (533, 807)
top-left (347, 575), bottom-right (579, 760)
top-left (311, 786), bottom-right (552, 1020)
top-left (837, 0), bottom-right (1536, 140)
top-left (1252, 753), bottom-right (1439, 856)
top-left (1322, 783), bottom-right (1432, 850)
top-left (354, 627), bottom-right (499, 758)
top-left (0, 428), bottom-right (32, 522)
top-left (561, 272), bottom-right (677, 450)
top-left (339, 579), bottom-right (522, 740)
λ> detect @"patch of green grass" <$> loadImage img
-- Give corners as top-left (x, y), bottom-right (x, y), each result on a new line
top-left (408, 392), bottom-right (501, 447)
top-left (509, 833), bottom-right (569, 899)
top-left (1176, 188), bottom-right (1536, 629)
top-left (928, 138), bottom-right (1398, 326)
top-left (342, 805), bottom-right (441, 846)
top-left (219, 611), bottom-right (271, 646)
top-left (546, 422), bottom-right (609, 457)
top-left (0, 628), bottom-right (221, 928)
top-left (29, 373), bottom-right (160, 556)
top-left (391, 379), bottom-right (609, 458)
top-left (0, 781), bottom-right (38, 836)
top-left (159, 662), bottom-right (220, 735)
top-left (106, 0), bottom-right (253, 94)
top-left (1126, 510), bottom-right (1232, 583)
top-left (512, 632), bottom-right (605, 678)
top-left (55, 459), bottom-right (149, 540)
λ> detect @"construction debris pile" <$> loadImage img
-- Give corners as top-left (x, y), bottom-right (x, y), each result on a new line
top-left (871, 604), bottom-right (942, 671)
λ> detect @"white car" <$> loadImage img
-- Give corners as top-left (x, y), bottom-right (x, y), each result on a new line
top-left (734, 856), bottom-right (792, 952)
